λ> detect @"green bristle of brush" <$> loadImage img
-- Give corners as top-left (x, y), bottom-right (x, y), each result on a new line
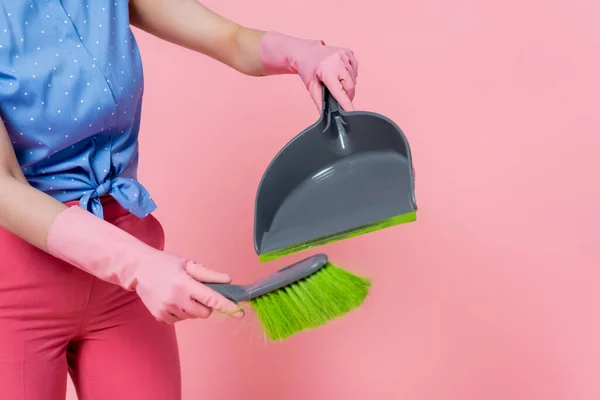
top-left (259, 210), bottom-right (417, 262)
top-left (249, 263), bottom-right (371, 341)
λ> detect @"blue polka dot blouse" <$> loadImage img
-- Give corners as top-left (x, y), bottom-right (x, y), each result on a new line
top-left (0, 1), bottom-right (157, 219)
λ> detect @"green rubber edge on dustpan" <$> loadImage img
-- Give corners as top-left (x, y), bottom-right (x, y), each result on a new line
top-left (259, 210), bottom-right (417, 262)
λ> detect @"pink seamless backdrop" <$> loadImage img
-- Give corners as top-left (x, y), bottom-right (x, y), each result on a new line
top-left (65, 0), bottom-right (599, 399)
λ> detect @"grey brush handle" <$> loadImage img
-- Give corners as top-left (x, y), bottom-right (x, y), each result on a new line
top-left (204, 284), bottom-right (249, 303)
top-left (206, 254), bottom-right (328, 303)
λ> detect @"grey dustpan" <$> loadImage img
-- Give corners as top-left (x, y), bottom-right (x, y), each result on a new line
top-left (254, 87), bottom-right (417, 262)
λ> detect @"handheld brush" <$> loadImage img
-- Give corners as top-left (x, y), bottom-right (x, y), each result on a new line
top-left (207, 254), bottom-right (370, 341)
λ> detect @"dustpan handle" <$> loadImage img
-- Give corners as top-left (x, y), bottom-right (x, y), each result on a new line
top-left (321, 85), bottom-right (352, 154)
top-left (322, 85), bottom-right (342, 117)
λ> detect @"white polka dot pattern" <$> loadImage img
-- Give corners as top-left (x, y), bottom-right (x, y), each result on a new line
top-left (0, 0), bottom-right (156, 219)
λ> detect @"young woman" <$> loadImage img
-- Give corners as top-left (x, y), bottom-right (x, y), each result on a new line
top-left (0, 0), bottom-right (358, 399)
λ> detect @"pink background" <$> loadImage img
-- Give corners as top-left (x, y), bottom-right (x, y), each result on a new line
top-left (66, 0), bottom-right (598, 399)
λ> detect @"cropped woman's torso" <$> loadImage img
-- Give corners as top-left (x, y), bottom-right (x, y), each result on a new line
top-left (0, 0), bottom-right (156, 219)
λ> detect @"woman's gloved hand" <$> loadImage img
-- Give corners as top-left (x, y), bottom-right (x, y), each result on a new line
top-left (131, 251), bottom-right (244, 324)
top-left (259, 31), bottom-right (359, 112)
top-left (47, 206), bottom-right (244, 323)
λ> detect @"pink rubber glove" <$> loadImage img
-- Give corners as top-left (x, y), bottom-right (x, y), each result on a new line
top-left (259, 31), bottom-right (358, 112)
top-left (47, 206), bottom-right (244, 323)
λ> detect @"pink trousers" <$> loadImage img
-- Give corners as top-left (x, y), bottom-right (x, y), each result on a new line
top-left (0, 198), bottom-right (181, 399)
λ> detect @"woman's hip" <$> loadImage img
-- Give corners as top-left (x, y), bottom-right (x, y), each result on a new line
top-left (0, 195), bottom-right (165, 317)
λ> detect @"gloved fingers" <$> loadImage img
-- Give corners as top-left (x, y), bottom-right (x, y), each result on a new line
top-left (167, 306), bottom-right (193, 321)
top-left (307, 81), bottom-right (324, 112)
top-left (157, 311), bottom-right (179, 324)
top-left (348, 51), bottom-right (359, 79)
top-left (185, 298), bottom-right (213, 319)
top-left (318, 70), bottom-right (355, 111)
top-left (341, 51), bottom-right (358, 84)
top-left (337, 66), bottom-right (356, 101)
top-left (183, 262), bottom-right (243, 318)
top-left (187, 281), bottom-right (245, 319)
top-left (185, 261), bottom-right (231, 284)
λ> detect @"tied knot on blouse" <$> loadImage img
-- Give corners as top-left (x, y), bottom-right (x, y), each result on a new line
top-left (80, 176), bottom-right (156, 220)
top-left (96, 178), bottom-right (113, 198)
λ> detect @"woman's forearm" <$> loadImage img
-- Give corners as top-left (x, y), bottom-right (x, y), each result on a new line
top-left (0, 175), bottom-right (66, 250)
top-left (0, 124), bottom-right (66, 251)
top-left (129, 0), bottom-right (266, 76)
